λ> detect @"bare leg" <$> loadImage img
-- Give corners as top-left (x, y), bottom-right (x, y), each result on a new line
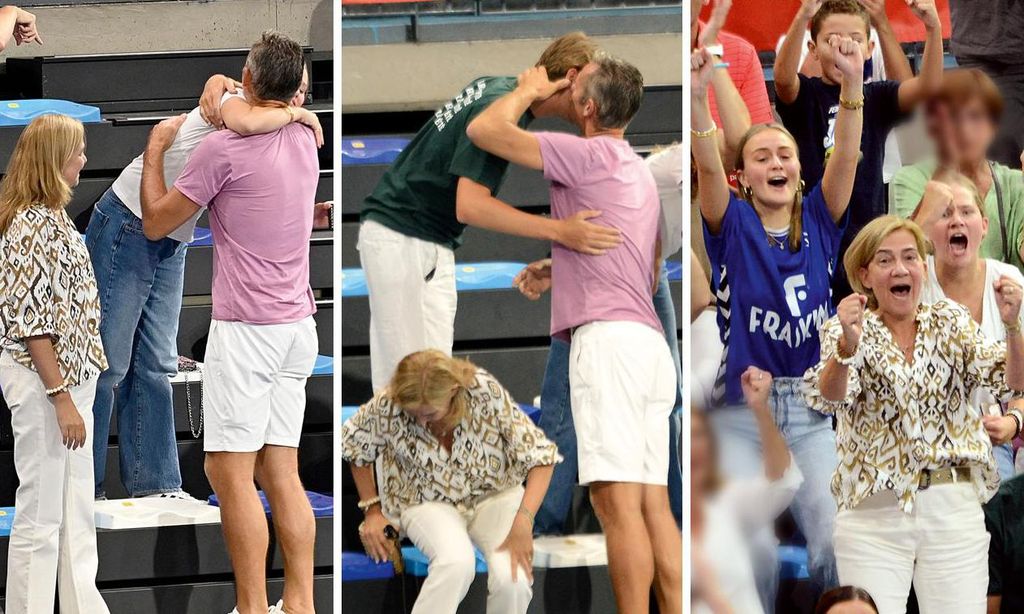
top-left (206, 451), bottom-right (268, 614)
top-left (255, 445), bottom-right (316, 614)
top-left (589, 482), bottom-right (653, 614)
top-left (642, 484), bottom-right (682, 613)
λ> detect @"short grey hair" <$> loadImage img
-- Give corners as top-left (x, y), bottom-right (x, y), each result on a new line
top-left (245, 31), bottom-right (305, 104)
top-left (580, 55), bottom-right (645, 130)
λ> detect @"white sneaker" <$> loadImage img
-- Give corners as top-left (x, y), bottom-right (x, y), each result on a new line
top-left (269, 600), bottom-right (285, 613)
top-left (227, 610), bottom-right (239, 614)
top-left (144, 490), bottom-right (200, 502)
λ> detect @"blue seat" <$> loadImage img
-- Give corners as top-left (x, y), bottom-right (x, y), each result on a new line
top-left (342, 405), bottom-right (359, 424)
top-left (342, 262), bottom-right (527, 298)
top-left (517, 403), bottom-right (541, 425)
top-left (778, 545), bottom-right (809, 580)
top-left (342, 137), bottom-right (410, 166)
top-left (0, 100), bottom-right (101, 126)
top-left (402, 545), bottom-right (487, 577)
top-left (209, 491), bottom-right (333, 518)
top-left (341, 551), bottom-right (396, 581)
top-left (0, 507), bottom-right (14, 537)
top-left (665, 259), bottom-right (682, 282)
top-left (189, 226), bottom-right (213, 247)
top-left (313, 354), bottom-right (333, 376)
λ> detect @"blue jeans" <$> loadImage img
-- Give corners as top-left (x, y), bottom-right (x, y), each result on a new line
top-left (995, 442), bottom-right (1015, 481)
top-left (85, 190), bottom-right (186, 497)
top-left (535, 269), bottom-right (683, 534)
top-left (710, 378), bottom-right (840, 609)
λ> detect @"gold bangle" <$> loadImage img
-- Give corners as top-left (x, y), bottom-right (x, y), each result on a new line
top-left (691, 125), bottom-right (717, 139)
top-left (518, 506), bottom-right (535, 525)
top-left (1006, 320), bottom-right (1022, 336)
top-left (839, 96), bottom-right (864, 110)
top-left (285, 106), bottom-right (297, 121)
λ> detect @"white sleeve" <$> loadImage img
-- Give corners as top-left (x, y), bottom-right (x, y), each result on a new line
top-left (647, 144), bottom-right (684, 259)
top-left (718, 454), bottom-right (804, 535)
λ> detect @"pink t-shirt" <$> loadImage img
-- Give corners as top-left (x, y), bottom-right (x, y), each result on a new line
top-left (535, 132), bottom-right (662, 339)
top-left (175, 123), bottom-right (318, 324)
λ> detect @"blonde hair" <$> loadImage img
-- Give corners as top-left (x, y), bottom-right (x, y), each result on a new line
top-left (735, 124), bottom-right (805, 252)
top-left (0, 114), bottom-right (83, 235)
top-left (844, 215), bottom-right (929, 309)
top-left (536, 32), bottom-right (598, 80)
top-left (930, 169), bottom-right (987, 219)
top-left (387, 350), bottom-right (478, 431)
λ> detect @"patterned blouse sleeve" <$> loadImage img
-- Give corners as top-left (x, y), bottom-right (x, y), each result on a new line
top-left (1, 210), bottom-right (57, 342)
top-left (483, 373), bottom-right (562, 471)
top-left (341, 395), bottom-right (388, 466)
top-left (952, 303), bottom-right (1012, 401)
top-left (803, 316), bottom-right (862, 416)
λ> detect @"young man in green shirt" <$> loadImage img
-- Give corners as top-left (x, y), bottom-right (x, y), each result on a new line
top-left (358, 32), bottom-right (623, 390)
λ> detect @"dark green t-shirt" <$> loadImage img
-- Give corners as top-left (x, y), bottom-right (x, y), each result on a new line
top-left (360, 76), bottom-right (532, 250)
top-left (986, 474), bottom-right (1024, 612)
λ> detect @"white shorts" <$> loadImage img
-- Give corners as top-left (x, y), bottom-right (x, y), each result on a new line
top-left (203, 316), bottom-right (318, 452)
top-left (569, 320), bottom-right (675, 485)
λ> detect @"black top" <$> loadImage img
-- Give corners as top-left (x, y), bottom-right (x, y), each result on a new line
top-left (985, 474), bottom-right (1024, 612)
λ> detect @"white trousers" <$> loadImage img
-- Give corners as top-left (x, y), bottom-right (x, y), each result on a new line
top-left (0, 353), bottom-right (108, 614)
top-left (357, 219), bottom-right (457, 391)
top-left (834, 483), bottom-right (989, 614)
top-left (400, 487), bottom-right (531, 614)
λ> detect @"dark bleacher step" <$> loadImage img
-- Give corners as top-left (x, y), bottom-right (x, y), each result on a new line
top-left (342, 345), bottom-right (549, 405)
top-left (68, 171), bottom-right (335, 234)
top-left (341, 282), bottom-right (682, 348)
top-left (102, 372), bottom-right (333, 439)
top-left (184, 232), bottom-right (334, 296)
top-left (0, 432), bottom-right (331, 504)
top-left (101, 574), bottom-right (333, 614)
top-left (5, 48), bottom-right (316, 114)
top-left (0, 517), bottom-right (331, 595)
top-left (341, 162), bottom-right (552, 216)
top-left (340, 221), bottom-right (552, 267)
top-left (342, 565), bottom-right (616, 614)
top-left (177, 299), bottom-right (333, 361)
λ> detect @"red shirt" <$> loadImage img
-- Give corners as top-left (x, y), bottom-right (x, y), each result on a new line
top-left (697, 23), bottom-right (774, 127)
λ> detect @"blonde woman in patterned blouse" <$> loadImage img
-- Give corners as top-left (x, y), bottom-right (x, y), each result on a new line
top-left (342, 350), bottom-right (561, 614)
top-left (0, 114), bottom-right (110, 613)
top-left (804, 215), bottom-right (1024, 614)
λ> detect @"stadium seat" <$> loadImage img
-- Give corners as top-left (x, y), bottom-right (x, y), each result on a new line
top-left (342, 137), bottom-right (411, 165)
top-left (0, 99), bottom-right (102, 125)
top-left (341, 551), bottom-right (397, 581)
top-left (402, 545), bottom-right (488, 576)
top-left (341, 262), bottom-right (527, 297)
top-left (208, 491), bottom-right (334, 518)
top-left (778, 544), bottom-right (810, 581)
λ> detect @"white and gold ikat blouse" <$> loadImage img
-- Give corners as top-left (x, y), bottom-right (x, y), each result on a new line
top-left (342, 368), bottom-right (562, 519)
top-left (0, 205), bottom-right (107, 386)
top-left (803, 300), bottom-right (1013, 513)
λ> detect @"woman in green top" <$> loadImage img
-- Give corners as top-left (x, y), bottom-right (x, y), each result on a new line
top-left (889, 68), bottom-right (1024, 271)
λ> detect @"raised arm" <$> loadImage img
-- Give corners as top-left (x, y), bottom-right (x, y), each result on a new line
top-left (710, 62), bottom-right (752, 170)
top-left (860, 0), bottom-right (913, 81)
top-left (774, 0), bottom-right (822, 104)
top-left (819, 294), bottom-right (866, 401)
top-left (691, 48), bottom-right (731, 233)
top-left (466, 66), bottom-right (564, 171)
top-left (896, 0), bottom-right (943, 111)
top-left (820, 36), bottom-right (865, 222)
top-left (0, 6), bottom-right (40, 51)
top-left (140, 115), bottom-right (202, 240)
top-left (741, 367), bottom-right (791, 479)
top-left (995, 277), bottom-right (1024, 391)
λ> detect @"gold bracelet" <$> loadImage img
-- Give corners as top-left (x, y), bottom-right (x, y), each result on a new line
top-left (285, 105), bottom-right (297, 122)
top-left (1006, 320), bottom-right (1022, 336)
top-left (691, 125), bottom-right (717, 139)
top-left (839, 96), bottom-right (865, 110)
top-left (517, 506), bottom-right (535, 525)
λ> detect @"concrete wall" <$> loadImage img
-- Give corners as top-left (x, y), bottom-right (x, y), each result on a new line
top-left (341, 33), bottom-right (683, 112)
top-left (5, 0), bottom-right (332, 58)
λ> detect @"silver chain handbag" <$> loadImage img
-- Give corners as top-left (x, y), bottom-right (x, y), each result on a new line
top-left (177, 356), bottom-right (203, 438)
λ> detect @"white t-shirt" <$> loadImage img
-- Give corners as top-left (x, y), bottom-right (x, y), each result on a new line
top-left (646, 143), bottom-right (683, 259)
top-left (775, 28), bottom-right (903, 183)
top-left (693, 457), bottom-right (803, 614)
top-left (922, 255), bottom-right (1024, 413)
top-left (111, 91), bottom-right (243, 243)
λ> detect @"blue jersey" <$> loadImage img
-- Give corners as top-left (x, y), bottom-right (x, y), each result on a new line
top-left (703, 184), bottom-right (846, 405)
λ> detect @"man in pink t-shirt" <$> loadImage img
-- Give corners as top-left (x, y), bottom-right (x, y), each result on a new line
top-left (138, 32), bottom-right (318, 614)
top-left (467, 57), bottom-right (680, 614)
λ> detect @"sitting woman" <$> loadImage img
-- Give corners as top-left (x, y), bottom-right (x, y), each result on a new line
top-left (912, 175), bottom-right (1024, 479)
top-left (0, 114), bottom-right (109, 613)
top-left (342, 350), bottom-right (560, 614)
top-left (804, 215), bottom-right (1024, 613)
top-left (889, 68), bottom-right (1024, 271)
top-left (692, 367), bottom-right (803, 614)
